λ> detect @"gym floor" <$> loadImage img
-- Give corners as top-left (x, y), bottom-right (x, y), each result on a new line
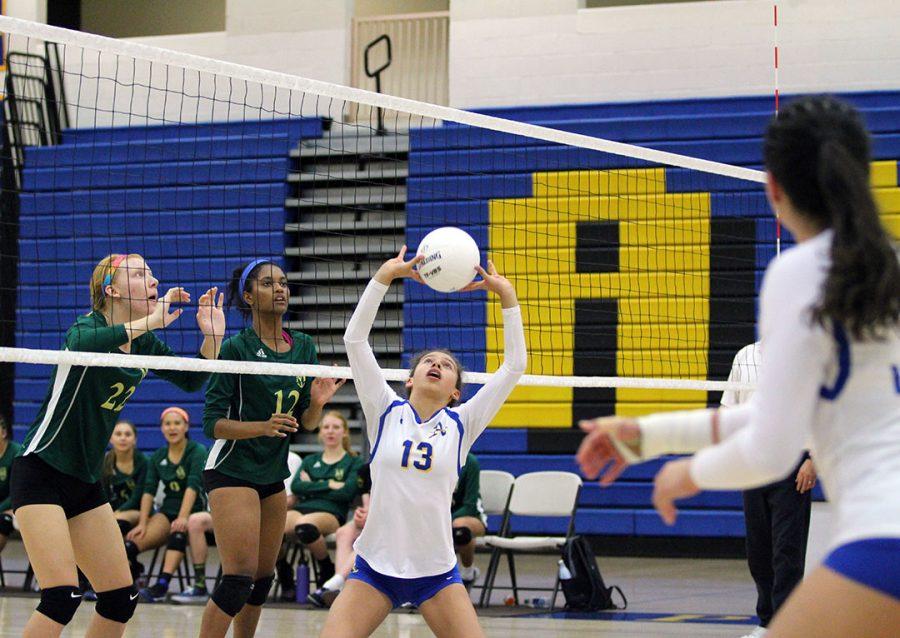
top-left (0, 541), bottom-right (758, 636)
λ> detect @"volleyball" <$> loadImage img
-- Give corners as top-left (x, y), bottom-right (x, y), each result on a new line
top-left (415, 227), bottom-right (481, 293)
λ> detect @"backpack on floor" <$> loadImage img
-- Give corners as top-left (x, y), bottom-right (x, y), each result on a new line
top-left (559, 535), bottom-right (627, 611)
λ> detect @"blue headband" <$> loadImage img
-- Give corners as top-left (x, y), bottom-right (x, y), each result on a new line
top-left (239, 258), bottom-right (278, 299)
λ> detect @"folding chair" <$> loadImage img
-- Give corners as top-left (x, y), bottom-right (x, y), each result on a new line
top-left (474, 470), bottom-right (515, 550)
top-left (479, 471), bottom-right (582, 610)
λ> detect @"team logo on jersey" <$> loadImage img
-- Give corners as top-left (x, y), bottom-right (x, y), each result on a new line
top-left (314, 461), bottom-right (321, 469)
top-left (296, 376), bottom-right (307, 389)
top-left (256, 348), bottom-right (267, 359)
top-left (335, 468), bottom-right (345, 481)
top-left (176, 466), bottom-right (186, 480)
top-left (428, 422), bottom-right (447, 439)
top-left (0, 467), bottom-right (6, 482)
top-left (161, 459), bottom-right (168, 466)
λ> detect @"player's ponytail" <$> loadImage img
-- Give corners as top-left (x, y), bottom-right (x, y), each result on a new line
top-left (764, 96), bottom-right (900, 340)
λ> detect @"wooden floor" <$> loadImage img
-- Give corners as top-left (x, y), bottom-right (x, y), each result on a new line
top-left (0, 541), bottom-right (759, 637)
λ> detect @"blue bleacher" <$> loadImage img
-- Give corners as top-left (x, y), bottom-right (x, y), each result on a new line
top-left (13, 116), bottom-right (323, 477)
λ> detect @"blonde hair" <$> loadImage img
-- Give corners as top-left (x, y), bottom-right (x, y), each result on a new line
top-left (89, 254), bottom-right (141, 312)
top-left (320, 410), bottom-right (353, 454)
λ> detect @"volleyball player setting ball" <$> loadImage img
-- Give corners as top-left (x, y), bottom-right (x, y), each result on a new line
top-left (319, 236), bottom-right (526, 638)
top-left (199, 259), bottom-right (344, 638)
top-left (9, 254), bottom-right (224, 638)
top-left (577, 96), bottom-right (900, 637)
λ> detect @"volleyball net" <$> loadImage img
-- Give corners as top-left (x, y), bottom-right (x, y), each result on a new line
top-left (0, 17), bottom-right (766, 433)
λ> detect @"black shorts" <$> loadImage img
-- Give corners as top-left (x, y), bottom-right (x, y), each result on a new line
top-left (203, 469), bottom-right (284, 500)
top-left (10, 454), bottom-right (108, 519)
top-left (295, 506), bottom-right (346, 527)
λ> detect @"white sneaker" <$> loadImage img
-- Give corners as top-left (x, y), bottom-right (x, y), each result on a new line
top-left (739, 627), bottom-right (767, 638)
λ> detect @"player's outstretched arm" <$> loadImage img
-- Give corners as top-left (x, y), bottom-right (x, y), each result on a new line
top-left (344, 248), bottom-right (417, 435)
top-left (457, 261), bottom-right (526, 450)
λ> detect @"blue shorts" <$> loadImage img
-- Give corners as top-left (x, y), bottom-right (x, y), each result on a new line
top-left (347, 556), bottom-right (462, 608)
top-left (823, 538), bottom-right (900, 600)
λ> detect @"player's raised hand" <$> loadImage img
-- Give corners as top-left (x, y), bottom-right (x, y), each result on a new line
top-left (196, 286), bottom-right (225, 340)
top-left (311, 374), bottom-right (347, 407)
top-left (374, 246), bottom-right (424, 285)
top-left (460, 261), bottom-right (518, 307)
top-left (576, 416), bottom-right (642, 485)
top-left (148, 287), bottom-right (189, 330)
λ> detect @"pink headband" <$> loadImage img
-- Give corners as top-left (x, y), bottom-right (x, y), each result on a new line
top-left (102, 254), bottom-right (129, 293)
top-left (160, 406), bottom-right (190, 424)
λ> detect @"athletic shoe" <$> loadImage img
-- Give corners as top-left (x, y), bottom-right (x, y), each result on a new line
top-left (739, 627), bottom-right (767, 638)
top-left (170, 586), bottom-right (209, 604)
top-left (461, 566), bottom-right (481, 592)
top-left (307, 587), bottom-right (340, 608)
top-left (138, 583), bottom-right (169, 603)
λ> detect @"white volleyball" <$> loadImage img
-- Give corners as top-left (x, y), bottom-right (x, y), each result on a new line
top-left (415, 227), bottom-right (481, 293)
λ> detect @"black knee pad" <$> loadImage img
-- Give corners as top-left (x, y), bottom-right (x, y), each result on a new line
top-left (246, 574), bottom-right (275, 606)
top-left (116, 519), bottom-right (132, 537)
top-left (124, 540), bottom-right (139, 561)
top-left (95, 585), bottom-right (138, 624)
top-left (295, 523), bottom-right (321, 544)
top-left (36, 585), bottom-right (82, 626)
top-left (211, 574), bottom-right (254, 617)
top-left (167, 531), bottom-right (187, 553)
top-left (0, 513), bottom-right (13, 536)
top-left (453, 526), bottom-right (473, 548)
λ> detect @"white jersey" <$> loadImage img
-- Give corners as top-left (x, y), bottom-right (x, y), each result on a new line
top-left (345, 280), bottom-right (526, 577)
top-left (692, 230), bottom-right (900, 548)
top-left (721, 342), bottom-right (760, 407)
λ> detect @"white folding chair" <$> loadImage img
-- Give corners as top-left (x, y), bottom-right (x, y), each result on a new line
top-left (474, 470), bottom-right (515, 548)
top-left (479, 471), bottom-right (582, 609)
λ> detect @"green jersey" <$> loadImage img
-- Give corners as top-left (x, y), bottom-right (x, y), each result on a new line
top-left (105, 450), bottom-right (148, 512)
top-left (452, 453), bottom-right (484, 521)
top-left (143, 440), bottom-right (207, 518)
top-left (203, 328), bottom-right (317, 485)
top-left (0, 441), bottom-right (22, 511)
top-left (291, 452), bottom-right (361, 521)
top-left (19, 312), bottom-right (209, 483)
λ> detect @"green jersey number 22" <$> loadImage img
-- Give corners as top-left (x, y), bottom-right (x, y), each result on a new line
top-left (101, 383), bottom-right (136, 412)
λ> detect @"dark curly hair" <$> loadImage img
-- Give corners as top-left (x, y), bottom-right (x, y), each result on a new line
top-left (764, 96), bottom-right (900, 340)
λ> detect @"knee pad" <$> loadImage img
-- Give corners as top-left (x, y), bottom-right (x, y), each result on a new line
top-left (246, 574), bottom-right (275, 606)
top-left (211, 574), bottom-right (254, 617)
top-left (116, 519), bottom-right (132, 537)
top-left (36, 585), bottom-right (82, 626)
top-left (453, 526), bottom-right (473, 548)
top-left (295, 523), bottom-right (321, 544)
top-left (124, 540), bottom-right (139, 561)
top-left (95, 585), bottom-right (139, 624)
top-left (167, 531), bottom-right (187, 553)
top-left (0, 513), bottom-right (13, 536)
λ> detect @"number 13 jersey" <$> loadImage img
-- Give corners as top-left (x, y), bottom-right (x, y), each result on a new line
top-left (346, 280), bottom-right (526, 578)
